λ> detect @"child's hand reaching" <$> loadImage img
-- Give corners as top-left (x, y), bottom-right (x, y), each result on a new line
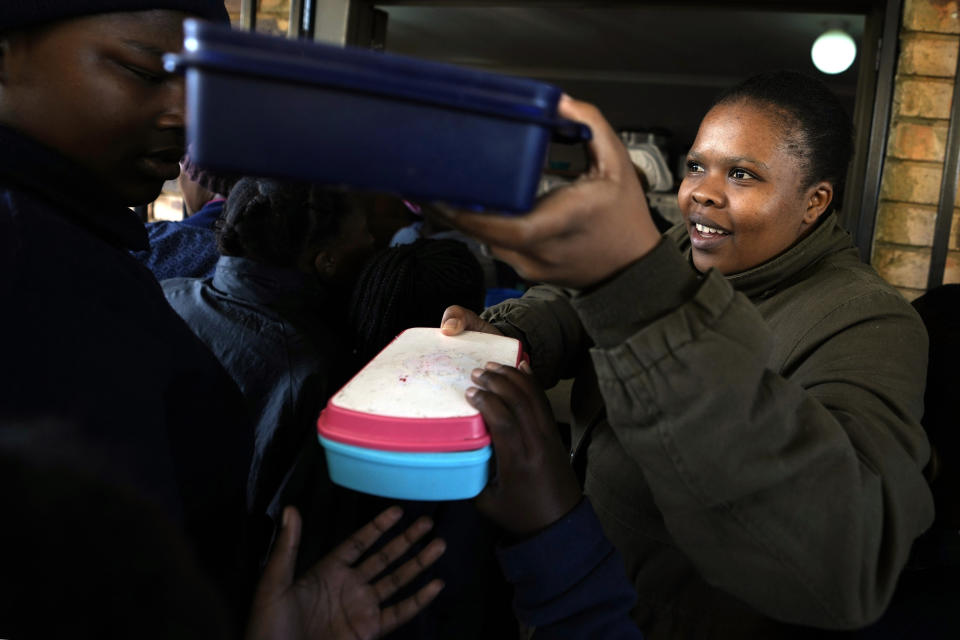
top-left (467, 361), bottom-right (582, 537)
top-left (246, 506), bottom-right (446, 640)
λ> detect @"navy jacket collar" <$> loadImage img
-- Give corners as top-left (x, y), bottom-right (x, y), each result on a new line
top-left (0, 125), bottom-right (149, 250)
top-left (212, 255), bottom-right (330, 310)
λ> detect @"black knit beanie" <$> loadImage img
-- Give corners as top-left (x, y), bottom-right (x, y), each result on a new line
top-left (0, 0), bottom-right (229, 32)
top-left (181, 154), bottom-right (240, 197)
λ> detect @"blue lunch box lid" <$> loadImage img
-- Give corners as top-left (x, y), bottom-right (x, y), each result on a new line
top-left (165, 19), bottom-right (591, 144)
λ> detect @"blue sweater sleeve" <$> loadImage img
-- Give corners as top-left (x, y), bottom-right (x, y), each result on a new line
top-left (497, 498), bottom-right (644, 639)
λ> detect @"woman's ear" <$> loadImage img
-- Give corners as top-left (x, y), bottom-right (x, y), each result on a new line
top-left (313, 249), bottom-right (337, 280)
top-left (0, 37), bottom-right (10, 84)
top-left (804, 181), bottom-right (833, 225)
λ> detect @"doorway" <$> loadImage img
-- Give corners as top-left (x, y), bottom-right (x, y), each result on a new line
top-left (364, 0), bottom-right (900, 261)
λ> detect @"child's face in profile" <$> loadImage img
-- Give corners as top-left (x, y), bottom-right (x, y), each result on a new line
top-left (319, 208), bottom-right (376, 287)
top-left (0, 10), bottom-right (189, 206)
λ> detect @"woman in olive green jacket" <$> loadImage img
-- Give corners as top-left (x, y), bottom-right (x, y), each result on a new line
top-left (441, 71), bottom-right (933, 638)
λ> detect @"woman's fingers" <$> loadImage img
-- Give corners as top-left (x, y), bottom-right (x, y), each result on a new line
top-left (378, 578), bottom-right (446, 637)
top-left (371, 537), bottom-right (447, 603)
top-left (355, 515), bottom-right (435, 583)
top-left (328, 505), bottom-right (404, 567)
top-left (440, 180), bottom-right (590, 253)
top-left (557, 94), bottom-right (631, 180)
top-left (440, 305), bottom-right (503, 336)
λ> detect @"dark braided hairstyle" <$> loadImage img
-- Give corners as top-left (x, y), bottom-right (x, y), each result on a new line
top-left (713, 70), bottom-right (854, 213)
top-left (216, 177), bottom-right (357, 271)
top-left (348, 238), bottom-right (485, 363)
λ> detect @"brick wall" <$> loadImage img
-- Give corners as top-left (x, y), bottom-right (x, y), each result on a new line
top-left (226, 0), bottom-right (291, 35)
top-left (875, 0), bottom-right (960, 298)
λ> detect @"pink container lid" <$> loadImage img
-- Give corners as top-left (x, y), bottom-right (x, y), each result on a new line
top-left (317, 327), bottom-right (524, 452)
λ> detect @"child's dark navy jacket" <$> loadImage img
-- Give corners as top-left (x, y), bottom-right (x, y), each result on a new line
top-left (0, 124), bottom-right (254, 606)
top-left (499, 498), bottom-right (643, 639)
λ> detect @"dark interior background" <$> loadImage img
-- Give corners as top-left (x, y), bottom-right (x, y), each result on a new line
top-left (376, 5), bottom-right (865, 184)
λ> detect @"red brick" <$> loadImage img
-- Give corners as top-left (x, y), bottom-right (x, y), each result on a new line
top-left (888, 120), bottom-right (949, 160)
top-left (872, 244), bottom-right (932, 288)
top-left (881, 160), bottom-right (945, 204)
top-left (904, 0), bottom-right (960, 35)
top-left (894, 285), bottom-right (928, 300)
top-left (894, 77), bottom-right (955, 118)
top-left (900, 33), bottom-right (960, 76)
top-left (953, 210), bottom-right (960, 249)
top-left (876, 202), bottom-right (939, 245)
top-left (944, 250), bottom-right (960, 282)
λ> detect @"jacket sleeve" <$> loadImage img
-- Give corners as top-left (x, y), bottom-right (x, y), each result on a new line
top-left (482, 284), bottom-right (591, 388)
top-left (567, 239), bottom-right (934, 628)
top-left (498, 498), bottom-right (644, 640)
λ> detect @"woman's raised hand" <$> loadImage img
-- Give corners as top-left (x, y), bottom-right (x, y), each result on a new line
top-left (437, 95), bottom-right (663, 289)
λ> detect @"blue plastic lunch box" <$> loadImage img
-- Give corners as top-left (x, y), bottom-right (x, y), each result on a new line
top-left (165, 19), bottom-right (590, 213)
top-left (318, 436), bottom-right (491, 501)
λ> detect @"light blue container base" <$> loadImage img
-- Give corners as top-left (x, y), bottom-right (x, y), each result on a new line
top-left (318, 436), bottom-right (491, 501)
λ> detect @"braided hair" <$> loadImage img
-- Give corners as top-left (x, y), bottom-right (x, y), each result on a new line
top-left (348, 238), bottom-right (485, 363)
top-left (713, 70), bottom-right (854, 213)
top-left (216, 177), bottom-right (356, 271)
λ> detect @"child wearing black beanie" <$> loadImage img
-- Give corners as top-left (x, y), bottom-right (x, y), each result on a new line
top-left (0, 0), bottom-right (229, 31)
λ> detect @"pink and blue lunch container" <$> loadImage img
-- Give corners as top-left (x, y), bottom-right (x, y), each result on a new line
top-left (317, 328), bottom-right (524, 500)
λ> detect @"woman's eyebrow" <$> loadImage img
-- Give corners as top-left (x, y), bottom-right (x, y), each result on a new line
top-left (119, 39), bottom-right (167, 58)
top-left (729, 155), bottom-right (769, 169)
top-left (687, 150), bottom-right (769, 170)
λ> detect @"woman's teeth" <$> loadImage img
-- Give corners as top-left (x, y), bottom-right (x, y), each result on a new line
top-left (695, 222), bottom-right (729, 236)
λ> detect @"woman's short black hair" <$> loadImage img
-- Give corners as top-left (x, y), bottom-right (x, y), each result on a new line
top-left (348, 238), bottom-right (485, 363)
top-left (216, 177), bottom-right (357, 270)
top-left (713, 70), bottom-right (854, 212)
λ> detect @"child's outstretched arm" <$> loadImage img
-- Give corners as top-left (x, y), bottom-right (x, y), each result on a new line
top-left (466, 362), bottom-right (643, 639)
top-left (467, 361), bottom-right (580, 535)
top-left (246, 506), bottom-right (445, 640)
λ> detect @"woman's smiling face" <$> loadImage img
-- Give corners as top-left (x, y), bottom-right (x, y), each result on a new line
top-left (677, 100), bottom-right (831, 275)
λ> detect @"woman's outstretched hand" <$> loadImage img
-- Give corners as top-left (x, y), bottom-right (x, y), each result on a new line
top-left (435, 95), bottom-right (663, 290)
top-left (467, 361), bottom-right (582, 536)
top-left (246, 506), bottom-right (446, 640)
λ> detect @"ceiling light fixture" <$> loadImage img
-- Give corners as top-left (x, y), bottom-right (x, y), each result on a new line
top-left (811, 28), bottom-right (857, 75)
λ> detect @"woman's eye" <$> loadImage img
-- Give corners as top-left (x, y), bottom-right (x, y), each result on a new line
top-left (730, 168), bottom-right (755, 180)
top-left (122, 63), bottom-right (164, 84)
top-left (686, 161), bottom-right (703, 174)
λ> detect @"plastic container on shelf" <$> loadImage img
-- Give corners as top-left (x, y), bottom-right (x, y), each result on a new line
top-left (316, 327), bottom-right (523, 500)
top-left (164, 19), bottom-right (591, 213)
